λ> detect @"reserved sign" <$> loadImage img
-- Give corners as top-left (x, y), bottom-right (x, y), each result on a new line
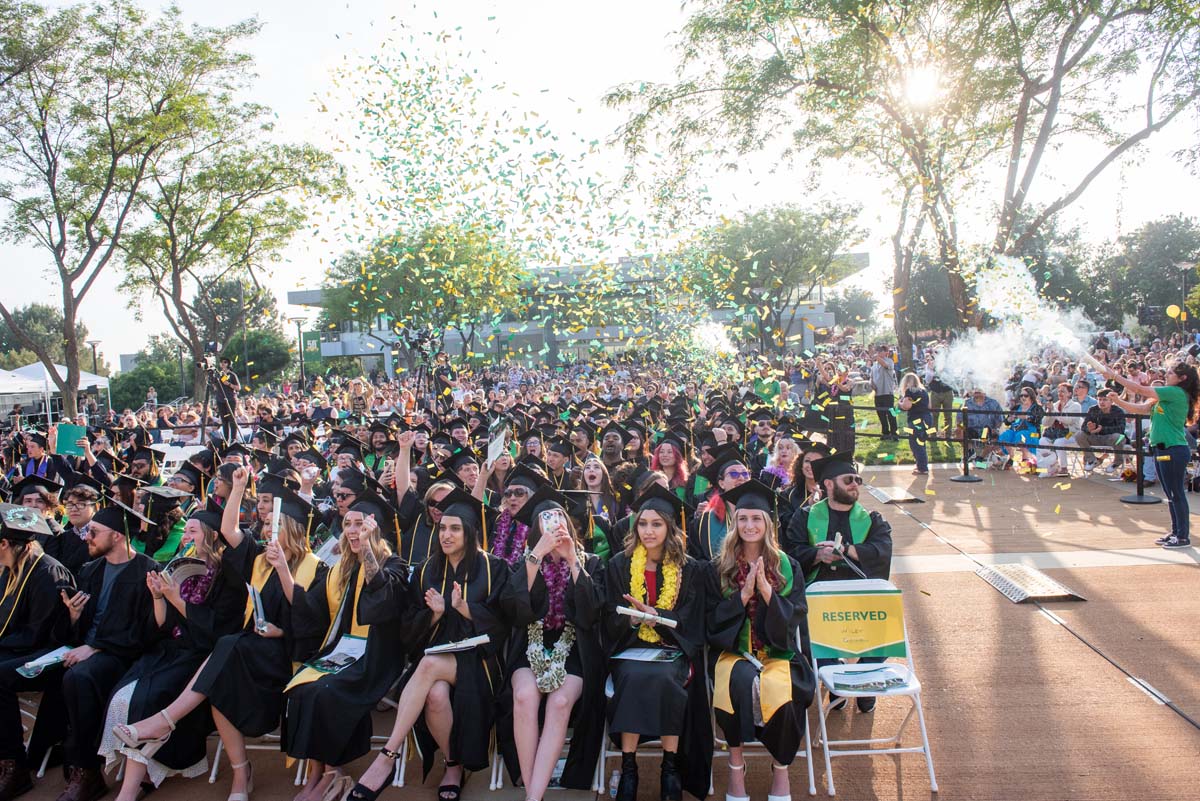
top-left (807, 580), bottom-right (907, 660)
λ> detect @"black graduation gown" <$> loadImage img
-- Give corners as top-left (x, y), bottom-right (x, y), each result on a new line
top-left (400, 551), bottom-right (508, 776)
top-left (282, 555), bottom-right (410, 766)
top-left (191, 535), bottom-right (328, 737)
top-left (37, 522), bottom-right (90, 577)
top-left (604, 514), bottom-right (634, 559)
top-left (397, 489), bottom-right (436, 569)
top-left (686, 510), bottom-right (728, 563)
top-left (0, 553), bottom-right (73, 659)
top-left (704, 558), bottom-right (815, 765)
top-left (784, 504), bottom-right (893, 584)
top-left (112, 562), bottom-right (247, 771)
top-left (602, 553), bottom-right (712, 801)
top-left (496, 554), bottom-right (606, 790)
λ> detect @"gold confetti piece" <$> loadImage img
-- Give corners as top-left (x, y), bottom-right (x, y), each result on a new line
top-left (1054, 504), bottom-right (1061, 514)
top-left (924, 489), bottom-right (936, 496)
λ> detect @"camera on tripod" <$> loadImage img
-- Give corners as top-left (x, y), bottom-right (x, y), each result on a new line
top-left (196, 342), bottom-right (220, 374)
top-left (401, 327), bottom-right (435, 361)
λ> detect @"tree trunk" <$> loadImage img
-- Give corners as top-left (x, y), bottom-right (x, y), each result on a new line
top-left (891, 188), bottom-right (927, 372)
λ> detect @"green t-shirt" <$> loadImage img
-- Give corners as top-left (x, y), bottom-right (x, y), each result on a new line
top-left (1150, 385), bottom-right (1189, 448)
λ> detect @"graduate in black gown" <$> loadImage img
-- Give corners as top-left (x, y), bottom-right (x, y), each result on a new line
top-left (0, 503), bottom-right (74, 800)
top-left (392, 428), bottom-right (456, 569)
top-left (603, 485), bottom-right (711, 801)
top-left (116, 467), bottom-right (325, 801)
top-left (103, 506), bottom-right (245, 800)
top-left (27, 502), bottom-right (158, 801)
top-left (496, 487), bottom-right (606, 799)
top-left (283, 493), bottom-right (410, 801)
top-left (346, 489), bottom-right (508, 801)
top-left (705, 481), bottom-right (815, 801)
top-left (44, 477), bottom-right (94, 577)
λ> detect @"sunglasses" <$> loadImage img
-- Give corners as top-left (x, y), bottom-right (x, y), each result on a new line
top-left (333, 491), bottom-right (356, 500)
top-left (838, 475), bottom-right (864, 486)
top-left (502, 487), bottom-right (531, 498)
top-left (723, 469), bottom-right (753, 480)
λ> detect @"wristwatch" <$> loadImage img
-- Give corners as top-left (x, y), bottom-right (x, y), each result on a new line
top-left (524, 553), bottom-right (541, 566)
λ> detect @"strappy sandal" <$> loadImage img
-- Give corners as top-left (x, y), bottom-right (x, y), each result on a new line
top-left (766, 762), bottom-right (792, 801)
top-left (321, 770), bottom-right (354, 801)
top-left (113, 709), bottom-right (176, 759)
top-left (346, 746), bottom-right (401, 801)
top-left (724, 761), bottom-right (748, 801)
top-left (437, 759), bottom-right (462, 801)
top-left (227, 759), bottom-right (254, 801)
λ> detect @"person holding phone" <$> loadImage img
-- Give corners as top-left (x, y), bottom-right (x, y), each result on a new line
top-left (283, 498), bottom-right (410, 801)
top-left (103, 506), bottom-right (243, 800)
top-left (603, 485), bottom-right (711, 801)
top-left (496, 487), bottom-right (606, 800)
top-left (114, 469), bottom-right (325, 801)
top-left (344, 489), bottom-right (508, 801)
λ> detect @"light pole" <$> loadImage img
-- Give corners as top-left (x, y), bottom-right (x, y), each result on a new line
top-left (86, 339), bottom-right (101, 374)
top-left (289, 316), bottom-right (307, 390)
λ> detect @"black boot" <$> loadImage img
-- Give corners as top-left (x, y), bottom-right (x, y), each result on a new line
top-left (660, 751), bottom-right (682, 801)
top-left (616, 752), bottom-right (638, 801)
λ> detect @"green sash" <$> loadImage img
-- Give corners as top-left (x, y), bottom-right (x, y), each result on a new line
top-left (805, 500), bottom-right (871, 584)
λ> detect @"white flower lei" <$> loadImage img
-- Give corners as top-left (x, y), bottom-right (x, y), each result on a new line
top-left (526, 621), bottom-right (576, 693)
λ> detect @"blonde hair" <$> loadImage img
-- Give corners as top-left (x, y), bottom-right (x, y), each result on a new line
top-left (899, 372), bottom-right (924, 393)
top-left (277, 515), bottom-right (312, 573)
top-left (716, 508), bottom-right (783, 595)
top-left (335, 516), bottom-right (393, 589)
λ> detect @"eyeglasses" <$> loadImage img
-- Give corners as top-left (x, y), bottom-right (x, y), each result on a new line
top-left (724, 469), bottom-right (753, 480)
top-left (502, 487), bottom-right (531, 498)
top-left (838, 475), bottom-right (864, 486)
top-left (64, 500), bottom-right (94, 510)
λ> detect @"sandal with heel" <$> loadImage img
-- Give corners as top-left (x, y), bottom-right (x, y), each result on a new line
top-left (724, 761), bottom-right (748, 801)
top-left (437, 759), bottom-right (463, 801)
top-left (766, 762), bottom-right (792, 801)
top-left (114, 709), bottom-right (176, 760)
top-left (227, 760), bottom-right (254, 801)
top-left (346, 746), bottom-right (400, 801)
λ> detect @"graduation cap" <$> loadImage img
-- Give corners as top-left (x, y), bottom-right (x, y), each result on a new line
top-left (598, 421), bottom-right (628, 445)
top-left (443, 416), bottom-right (469, 433)
top-left (0, 503), bottom-right (53, 541)
top-left (295, 447), bottom-right (327, 472)
top-left (21, 431), bottom-right (48, 449)
top-left (444, 447), bottom-right (480, 474)
top-left (171, 461), bottom-right (205, 491)
top-left (430, 432), bottom-right (455, 450)
top-left (698, 443), bottom-right (747, 485)
top-left (10, 474), bottom-right (63, 503)
top-left (516, 453), bottom-right (550, 475)
top-left (431, 487), bottom-right (489, 548)
top-left (505, 462), bottom-right (548, 492)
top-left (334, 432), bottom-right (367, 461)
top-left (349, 487), bottom-right (399, 542)
top-left (623, 419), bottom-right (649, 441)
top-left (632, 482), bottom-right (692, 530)
top-left (188, 505), bottom-right (224, 533)
top-left (570, 418), bottom-right (597, 441)
top-left (368, 420), bottom-right (395, 438)
top-left (337, 468), bottom-right (368, 495)
top-left (546, 436), bottom-right (574, 458)
top-left (130, 447), bottom-right (162, 469)
top-left (62, 468), bottom-right (104, 496)
top-left (141, 485), bottom-right (192, 517)
top-left (721, 479), bottom-right (778, 517)
top-left (696, 429), bottom-right (720, 451)
top-left (653, 429), bottom-right (688, 457)
top-left (257, 472), bottom-right (300, 498)
top-left (276, 485), bottom-right (318, 539)
top-left (222, 443), bottom-right (253, 463)
top-left (800, 440), bottom-right (832, 459)
top-left (812, 451), bottom-right (858, 484)
top-left (91, 498), bottom-right (152, 538)
top-left (280, 431), bottom-right (309, 451)
top-left (252, 427), bottom-right (281, 447)
top-left (111, 473), bottom-right (146, 494)
top-left (512, 483), bottom-right (569, 529)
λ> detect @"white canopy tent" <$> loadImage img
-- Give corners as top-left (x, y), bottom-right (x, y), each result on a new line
top-left (10, 362), bottom-right (112, 424)
top-left (0, 369), bottom-right (43, 395)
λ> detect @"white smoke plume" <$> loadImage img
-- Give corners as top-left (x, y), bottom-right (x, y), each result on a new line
top-left (934, 256), bottom-right (1096, 398)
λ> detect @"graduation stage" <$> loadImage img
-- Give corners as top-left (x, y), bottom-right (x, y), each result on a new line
top-left (17, 463), bottom-right (1200, 801)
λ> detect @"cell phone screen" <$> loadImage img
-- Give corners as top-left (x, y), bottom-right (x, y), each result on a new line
top-left (539, 509), bottom-right (567, 532)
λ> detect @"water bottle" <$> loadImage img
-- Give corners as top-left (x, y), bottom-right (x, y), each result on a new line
top-left (609, 768), bottom-right (620, 798)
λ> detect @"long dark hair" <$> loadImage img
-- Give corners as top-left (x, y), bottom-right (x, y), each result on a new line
top-left (1172, 362), bottom-right (1200, 424)
top-left (426, 513), bottom-right (481, 578)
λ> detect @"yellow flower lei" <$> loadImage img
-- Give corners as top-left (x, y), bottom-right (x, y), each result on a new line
top-left (629, 543), bottom-right (681, 643)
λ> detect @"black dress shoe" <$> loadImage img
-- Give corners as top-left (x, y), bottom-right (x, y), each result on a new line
top-left (0, 759), bottom-right (33, 801)
top-left (856, 697), bottom-right (877, 713)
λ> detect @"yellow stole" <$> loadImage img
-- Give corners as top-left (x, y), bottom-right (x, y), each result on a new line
top-left (714, 651), bottom-right (794, 724)
top-left (285, 564), bottom-right (369, 691)
top-left (242, 551), bottom-right (321, 628)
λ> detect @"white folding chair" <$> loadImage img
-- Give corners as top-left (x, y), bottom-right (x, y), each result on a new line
top-left (807, 580), bottom-right (937, 796)
top-left (208, 730), bottom-right (296, 785)
top-left (19, 693), bottom-right (53, 779)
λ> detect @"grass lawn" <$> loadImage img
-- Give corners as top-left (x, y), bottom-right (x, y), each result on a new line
top-left (847, 393), bottom-right (964, 467)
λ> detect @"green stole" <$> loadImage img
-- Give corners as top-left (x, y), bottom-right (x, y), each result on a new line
top-left (805, 499), bottom-right (871, 584)
top-left (723, 550), bottom-right (795, 661)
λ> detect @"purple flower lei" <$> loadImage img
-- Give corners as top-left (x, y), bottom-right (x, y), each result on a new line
top-left (763, 464), bottom-right (790, 485)
top-left (491, 510), bottom-right (530, 566)
top-left (541, 558), bottom-right (571, 630)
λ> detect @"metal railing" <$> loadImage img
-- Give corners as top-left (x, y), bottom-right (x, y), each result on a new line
top-left (838, 403), bottom-right (1161, 505)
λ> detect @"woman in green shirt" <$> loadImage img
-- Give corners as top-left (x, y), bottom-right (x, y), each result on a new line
top-left (1102, 360), bottom-right (1199, 549)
